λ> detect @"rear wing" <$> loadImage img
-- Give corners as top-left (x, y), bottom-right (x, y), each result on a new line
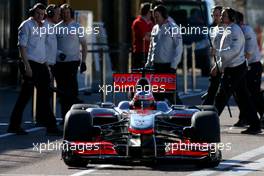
top-left (113, 73), bottom-right (176, 93)
top-left (111, 72), bottom-right (178, 104)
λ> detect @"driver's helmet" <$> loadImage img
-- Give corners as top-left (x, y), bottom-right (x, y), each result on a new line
top-left (131, 91), bottom-right (156, 109)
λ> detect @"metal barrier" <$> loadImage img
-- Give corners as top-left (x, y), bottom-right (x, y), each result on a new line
top-left (99, 48), bottom-right (106, 102)
top-left (183, 45), bottom-right (188, 94)
top-left (88, 46), bottom-right (126, 102)
top-left (182, 42), bottom-right (197, 94)
top-left (191, 42), bottom-right (196, 90)
top-left (32, 75), bottom-right (57, 123)
top-left (32, 88), bottom-right (37, 123)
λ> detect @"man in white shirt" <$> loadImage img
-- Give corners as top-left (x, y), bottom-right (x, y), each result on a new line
top-left (45, 4), bottom-right (61, 66)
top-left (145, 5), bottom-right (183, 104)
top-left (202, 6), bottom-right (223, 105)
top-left (234, 11), bottom-right (263, 127)
top-left (54, 4), bottom-right (87, 121)
top-left (212, 8), bottom-right (261, 134)
top-left (146, 5), bottom-right (183, 73)
top-left (7, 3), bottom-right (60, 135)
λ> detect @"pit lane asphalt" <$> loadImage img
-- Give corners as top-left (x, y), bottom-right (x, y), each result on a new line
top-left (1, 74), bottom-right (264, 176)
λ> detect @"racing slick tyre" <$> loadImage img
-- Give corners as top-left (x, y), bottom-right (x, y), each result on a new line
top-left (191, 111), bottom-right (220, 143)
top-left (196, 150), bottom-right (222, 168)
top-left (62, 151), bottom-right (89, 168)
top-left (64, 109), bottom-right (95, 141)
top-left (70, 104), bottom-right (100, 110)
top-left (62, 110), bottom-right (94, 167)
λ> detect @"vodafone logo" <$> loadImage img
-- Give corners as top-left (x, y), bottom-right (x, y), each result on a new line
top-left (113, 73), bottom-right (176, 91)
top-left (113, 73), bottom-right (175, 84)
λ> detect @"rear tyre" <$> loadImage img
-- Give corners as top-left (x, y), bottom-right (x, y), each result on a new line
top-left (186, 111), bottom-right (221, 168)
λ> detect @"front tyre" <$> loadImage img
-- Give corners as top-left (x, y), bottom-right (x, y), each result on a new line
top-left (197, 150), bottom-right (222, 168)
top-left (62, 110), bottom-right (92, 167)
top-left (62, 145), bottom-right (88, 167)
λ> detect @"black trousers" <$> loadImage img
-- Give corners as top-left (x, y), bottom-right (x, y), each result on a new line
top-left (202, 72), bottom-right (221, 105)
top-left (236, 61), bottom-right (263, 120)
top-left (54, 61), bottom-right (80, 119)
top-left (132, 52), bottom-right (146, 69)
top-left (9, 60), bottom-right (57, 130)
top-left (214, 61), bottom-right (260, 128)
top-left (152, 63), bottom-right (182, 105)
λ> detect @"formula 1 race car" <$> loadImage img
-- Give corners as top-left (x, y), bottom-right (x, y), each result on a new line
top-left (61, 71), bottom-right (222, 168)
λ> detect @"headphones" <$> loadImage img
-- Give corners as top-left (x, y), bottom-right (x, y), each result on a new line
top-left (61, 4), bottom-right (75, 18)
top-left (29, 3), bottom-right (45, 17)
top-left (46, 4), bottom-right (57, 18)
top-left (224, 8), bottom-right (236, 22)
top-left (154, 5), bottom-right (168, 19)
top-left (69, 7), bottom-right (75, 18)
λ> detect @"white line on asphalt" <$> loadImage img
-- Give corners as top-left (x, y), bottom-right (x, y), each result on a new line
top-left (218, 157), bottom-right (264, 176)
top-left (187, 145), bottom-right (264, 176)
top-left (0, 127), bottom-right (45, 139)
top-left (70, 165), bottom-right (113, 176)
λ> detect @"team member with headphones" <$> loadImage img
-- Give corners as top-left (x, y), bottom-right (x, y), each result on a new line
top-left (146, 5), bottom-right (182, 73)
top-left (7, 3), bottom-right (60, 135)
top-left (54, 4), bottom-right (87, 123)
top-left (202, 5), bottom-right (223, 105)
top-left (145, 5), bottom-right (183, 104)
top-left (234, 11), bottom-right (264, 127)
top-left (33, 4), bottom-right (61, 126)
top-left (211, 8), bottom-right (261, 134)
top-left (45, 4), bottom-right (61, 67)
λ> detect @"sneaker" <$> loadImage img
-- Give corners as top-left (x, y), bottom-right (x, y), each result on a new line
top-left (46, 128), bottom-right (63, 136)
top-left (233, 120), bottom-right (248, 127)
top-left (260, 116), bottom-right (264, 129)
top-left (241, 127), bottom-right (262, 135)
top-left (261, 121), bottom-right (264, 129)
top-left (7, 128), bottom-right (28, 135)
